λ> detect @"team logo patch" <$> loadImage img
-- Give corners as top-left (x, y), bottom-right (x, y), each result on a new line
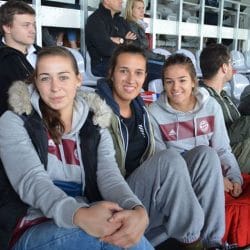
top-left (199, 120), bottom-right (209, 133)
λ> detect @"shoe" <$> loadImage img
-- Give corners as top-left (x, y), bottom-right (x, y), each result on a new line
top-left (180, 239), bottom-right (204, 250)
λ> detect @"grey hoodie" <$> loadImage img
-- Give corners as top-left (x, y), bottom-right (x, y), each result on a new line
top-left (149, 87), bottom-right (242, 184)
top-left (0, 81), bottom-right (142, 230)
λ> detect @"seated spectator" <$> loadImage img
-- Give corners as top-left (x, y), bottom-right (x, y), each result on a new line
top-left (124, 0), bottom-right (165, 62)
top-left (41, 0), bottom-right (80, 49)
top-left (0, 0), bottom-right (40, 116)
top-left (199, 43), bottom-right (240, 129)
top-left (199, 43), bottom-right (250, 172)
top-left (150, 53), bottom-right (242, 196)
top-left (96, 44), bottom-right (225, 250)
top-left (85, 0), bottom-right (136, 77)
top-left (85, 0), bottom-right (162, 86)
top-left (0, 46), bottom-right (152, 250)
top-left (56, 29), bottom-right (78, 49)
top-left (149, 53), bottom-right (243, 249)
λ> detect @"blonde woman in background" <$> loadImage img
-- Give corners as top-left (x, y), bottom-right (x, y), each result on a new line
top-left (124, 0), bottom-right (165, 63)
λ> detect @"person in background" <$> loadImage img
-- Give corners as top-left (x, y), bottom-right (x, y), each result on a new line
top-left (96, 44), bottom-right (226, 250)
top-left (85, 0), bottom-right (136, 77)
top-left (199, 43), bottom-right (240, 129)
top-left (85, 0), bottom-right (161, 85)
top-left (0, 46), bottom-right (152, 250)
top-left (149, 53), bottom-right (243, 249)
top-left (199, 43), bottom-right (250, 172)
top-left (0, 0), bottom-right (40, 116)
top-left (124, 0), bottom-right (165, 63)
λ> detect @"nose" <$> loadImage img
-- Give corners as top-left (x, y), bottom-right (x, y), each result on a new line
top-left (127, 72), bottom-right (136, 84)
top-left (30, 23), bottom-right (36, 34)
top-left (50, 78), bottom-right (60, 92)
top-left (171, 81), bottom-right (179, 90)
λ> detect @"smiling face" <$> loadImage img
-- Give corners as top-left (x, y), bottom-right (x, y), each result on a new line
top-left (163, 64), bottom-right (196, 112)
top-left (35, 55), bottom-right (82, 117)
top-left (132, 1), bottom-right (145, 20)
top-left (111, 52), bottom-right (147, 107)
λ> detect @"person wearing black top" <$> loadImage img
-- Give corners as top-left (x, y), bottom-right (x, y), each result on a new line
top-left (0, 0), bottom-right (40, 116)
top-left (85, 0), bottom-right (136, 77)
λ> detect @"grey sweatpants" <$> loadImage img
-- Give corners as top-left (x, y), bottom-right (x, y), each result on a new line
top-left (127, 146), bottom-right (225, 248)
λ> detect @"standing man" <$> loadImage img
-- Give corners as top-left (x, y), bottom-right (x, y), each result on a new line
top-left (85, 0), bottom-right (137, 77)
top-left (0, 0), bottom-right (40, 116)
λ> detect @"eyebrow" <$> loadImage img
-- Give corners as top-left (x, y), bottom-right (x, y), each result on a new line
top-left (164, 75), bottom-right (188, 80)
top-left (38, 71), bottom-right (70, 76)
top-left (119, 66), bottom-right (145, 72)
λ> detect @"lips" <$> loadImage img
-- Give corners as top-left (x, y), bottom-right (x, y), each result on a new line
top-left (172, 92), bottom-right (182, 97)
top-left (123, 85), bottom-right (136, 93)
top-left (50, 96), bottom-right (64, 103)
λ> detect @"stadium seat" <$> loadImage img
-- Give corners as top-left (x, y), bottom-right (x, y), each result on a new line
top-left (65, 47), bottom-right (97, 86)
top-left (85, 51), bottom-right (101, 86)
top-left (230, 50), bottom-right (249, 74)
top-left (153, 48), bottom-right (171, 59)
top-left (195, 50), bottom-right (203, 78)
top-left (223, 82), bottom-right (232, 97)
top-left (230, 73), bottom-right (250, 105)
top-left (243, 51), bottom-right (250, 69)
top-left (176, 48), bottom-right (201, 77)
top-left (148, 78), bottom-right (164, 95)
top-left (157, 4), bottom-right (173, 19)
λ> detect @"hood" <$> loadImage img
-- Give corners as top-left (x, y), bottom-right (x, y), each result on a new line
top-left (156, 87), bottom-right (210, 115)
top-left (96, 78), bottom-right (146, 119)
top-left (8, 81), bottom-right (112, 129)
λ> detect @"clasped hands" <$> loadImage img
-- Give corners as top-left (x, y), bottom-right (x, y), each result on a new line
top-left (73, 201), bottom-right (149, 248)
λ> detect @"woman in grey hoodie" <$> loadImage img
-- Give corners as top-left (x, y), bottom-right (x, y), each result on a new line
top-left (149, 53), bottom-right (243, 249)
top-left (0, 46), bottom-right (152, 250)
top-left (149, 53), bottom-right (243, 196)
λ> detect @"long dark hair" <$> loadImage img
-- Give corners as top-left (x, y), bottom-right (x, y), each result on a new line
top-left (33, 46), bottom-right (79, 144)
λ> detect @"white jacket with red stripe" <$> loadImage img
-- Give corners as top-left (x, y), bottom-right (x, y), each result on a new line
top-left (149, 87), bottom-right (242, 184)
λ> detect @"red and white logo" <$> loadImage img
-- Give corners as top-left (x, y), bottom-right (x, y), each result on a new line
top-left (199, 120), bottom-right (209, 133)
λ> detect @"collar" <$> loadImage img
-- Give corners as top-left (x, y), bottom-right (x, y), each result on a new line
top-left (2, 37), bottom-right (35, 56)
top-left (99, 3), bottom-right (121, 18)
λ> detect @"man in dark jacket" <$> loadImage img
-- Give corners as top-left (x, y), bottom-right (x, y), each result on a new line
top-left (0, 0), bottom-right (40, 116)
top-left (85, 0), bottom-right (137, 77)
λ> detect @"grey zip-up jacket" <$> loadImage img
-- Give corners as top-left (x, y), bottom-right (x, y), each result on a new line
top-left (149, 87), bottom-right (242, 184)
top-left (0, 81), bottom-right (142, 229)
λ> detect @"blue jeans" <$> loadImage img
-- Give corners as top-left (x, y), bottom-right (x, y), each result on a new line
top-left (12, 221), bottom-right (154, 250)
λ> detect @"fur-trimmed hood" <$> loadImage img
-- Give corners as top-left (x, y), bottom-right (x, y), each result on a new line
top-left (8, 81), bottom-right (113, 128)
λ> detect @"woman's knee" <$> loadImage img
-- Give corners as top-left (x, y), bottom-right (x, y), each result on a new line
top-left (156, 149), bottom-right (189, 176)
